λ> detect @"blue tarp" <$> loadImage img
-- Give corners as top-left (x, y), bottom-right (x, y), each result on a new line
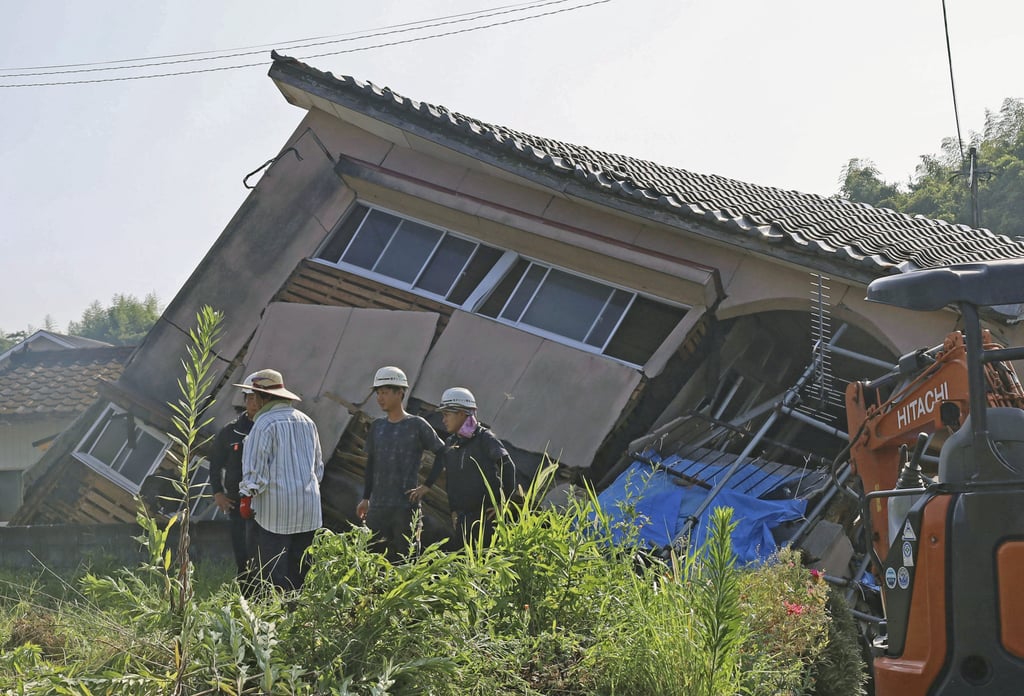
top-left (596, 455), bottom-right (807, 564)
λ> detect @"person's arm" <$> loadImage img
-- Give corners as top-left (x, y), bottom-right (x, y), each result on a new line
top-left (410, 442), bottom-right (448, 502)
top-left (238, 422), bottom-right (271, 498)
top-left (208, 425), bottom-right (234, 512)
top-left (486, 432), bottom-right (517, 503)
top-left (358, 425), bottom-right (375, 519)
top-left (420, 417), bottom-right (447, 455)
top-left (312, 421), bottom-right (324, 484)
top-left (409, 419), bottom-right (448, 503)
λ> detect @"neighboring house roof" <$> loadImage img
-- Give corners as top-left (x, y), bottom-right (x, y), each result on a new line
top-left (0, 346), bottom-right (134, 419)
top-left (270, 53), bottom-right (1024, 282)
top-left (0, 330), bottom-right (113, 365)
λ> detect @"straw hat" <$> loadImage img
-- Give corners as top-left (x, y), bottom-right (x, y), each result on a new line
top-left (233, 368), bottom-right (301, 401)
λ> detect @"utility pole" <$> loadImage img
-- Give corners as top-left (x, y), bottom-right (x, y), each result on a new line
top-left (968, 146), bottom-right (981, 228)
top-left (964, 146), bottom-right (991, 229)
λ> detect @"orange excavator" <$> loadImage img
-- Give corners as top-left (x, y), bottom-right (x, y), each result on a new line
top-left (843, 259), bottom-right (1024, 693)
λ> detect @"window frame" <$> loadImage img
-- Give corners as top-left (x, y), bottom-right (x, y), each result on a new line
top-left (314, 202), bottom-right (689, 367)
top-left (314, 204), bottom-right (500, 305)
top-left (73, 404), bottom-right (171, 494)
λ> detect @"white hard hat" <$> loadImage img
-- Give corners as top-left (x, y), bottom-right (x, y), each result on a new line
top-left (373, 366), bottom-right (409, 389)
top-left (440, 387), bottom-right (476, 412)
top-left (238, 372), bottom-right (260, 395)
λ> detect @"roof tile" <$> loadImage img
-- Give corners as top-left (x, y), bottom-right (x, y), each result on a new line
top-left (271, 55), bottom-right (1024, 275)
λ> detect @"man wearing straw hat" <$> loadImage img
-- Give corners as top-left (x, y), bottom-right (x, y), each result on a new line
top-left (236, 369), bottom-right (324, 591)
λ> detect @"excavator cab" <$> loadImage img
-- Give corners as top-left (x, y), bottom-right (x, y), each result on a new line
top-left (859, 260), bottom-right (1024, 693)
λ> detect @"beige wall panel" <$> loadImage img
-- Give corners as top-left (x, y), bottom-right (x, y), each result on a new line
top-left (297, 109), bottom-right (394, 167)
top-left (456, 169), bottom-right (556, 218)
top-left (543, 197), bottom-right (645, 246)
top-left (326, 102), bottom-right (413, 149)
top-left (242, 303), bottom-right (351, 402)
top-left (717, 254), bottom-right (826, 319)
top-left (636, 223), bottom-right (742, 286)
top-left (319, 306), bottom-right (439, 420)
top-left (411, 311), bottom-right (641, 467)
top-left (833, 284), bottom-right (957, 356)
top-left (0, 417), bottom-right (75, 472)
top-left (412, 312), bottom-right (543, 421)
top-left (492, 340), bottom-right (641, 467)
top-left (236, 303), bottom-right (438, 452)
top-left (381, 146), bottom-right (469, 193)
top-left (402, 133), bottom-right (555, 194)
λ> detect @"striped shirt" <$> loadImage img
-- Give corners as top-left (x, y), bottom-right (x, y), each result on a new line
top-left (239, 401), bottom-right (324, 534)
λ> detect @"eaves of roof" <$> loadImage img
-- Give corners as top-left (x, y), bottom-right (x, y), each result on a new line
top-left (267, 53), bottom-right (1024, 287)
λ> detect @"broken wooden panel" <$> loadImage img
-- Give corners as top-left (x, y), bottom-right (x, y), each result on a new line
top-left (239, 302), bottom-right (439, 453)
top-left (278, 259), bottom-right (455, 337)
top-left (411, 311), bottom-right (642, 468)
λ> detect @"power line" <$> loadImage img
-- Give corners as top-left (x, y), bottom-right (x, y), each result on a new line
top-left (1, 0), bottom-right (608, 87)
top-left (941, 0), bottom-right (965, 161)
top-left (0, 1), bottom-right (559, 73)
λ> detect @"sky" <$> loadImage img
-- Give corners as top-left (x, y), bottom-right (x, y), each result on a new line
top-left (1, 0), bottom-right (1021, 334)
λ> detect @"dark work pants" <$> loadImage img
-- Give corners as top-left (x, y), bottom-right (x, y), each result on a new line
top-left (252, 524), bottom-right (316, 591)
top-left (227, 507), bottom-right (251, 575)
top-left (454, 508), bottom-right (496, 550)
top-left (365, 504), bottom-right (421, 562)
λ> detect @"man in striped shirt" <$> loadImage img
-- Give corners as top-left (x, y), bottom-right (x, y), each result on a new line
top-left (237, 369), bottom-right (324, 591)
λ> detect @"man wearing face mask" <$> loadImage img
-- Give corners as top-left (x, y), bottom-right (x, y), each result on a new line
top-left (409, 387), bottom-right (517, 549)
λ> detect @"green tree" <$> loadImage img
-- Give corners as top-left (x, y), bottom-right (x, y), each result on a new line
top-left (0, 330), bottom-right (29, 352)
top-left (839, 98), bottom-right (1024, 238)
top-left (67, 293), bottom-right (161, 345)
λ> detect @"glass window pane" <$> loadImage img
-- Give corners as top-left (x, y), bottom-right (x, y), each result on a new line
top-left (89, 418), bottom-right (128, 465)
top-left (586, 289), bottom-right (632, 348)
top-left (415, 235), bottom-right (475, 296)
top-left (318, 204), bottom-right (368, 264)
top-left (502, 264), bottom-right (546, 322)
top-left (375, 220), bottom-right (442, 283)
top-left (520, 269), bottom-right (611, 341)
top-left (449, 244), bottom-right (503, 304)
top-left (342, 209), bottom-right (399, 270)
top-left (604, 296), bottom-right (688, 364)
top-left (119, 431), bottom-right (164, 486)
top-left (479, 259), bottom-right (528, 317)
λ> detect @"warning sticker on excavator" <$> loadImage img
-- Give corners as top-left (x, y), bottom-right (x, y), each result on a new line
top-left (902, 541), bottom-right (915, 567)
top-left (903, 519), bottom-right (917, 541)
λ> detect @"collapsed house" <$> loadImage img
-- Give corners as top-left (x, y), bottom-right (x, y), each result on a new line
top-left (13, 55), bottom-right (1024, 559)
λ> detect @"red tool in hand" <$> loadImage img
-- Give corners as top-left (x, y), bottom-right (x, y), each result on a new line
top-left (238, 496), bottom-right (253, 520)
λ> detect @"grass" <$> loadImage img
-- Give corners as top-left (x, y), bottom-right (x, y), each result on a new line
top-left (0, 307), bottom-right (866, 694)
top-left (0, 473), bottom-right (866, 695)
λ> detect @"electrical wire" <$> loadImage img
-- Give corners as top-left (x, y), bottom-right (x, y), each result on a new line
top-left (0, 0), bottom-right (561, 73)
top-left (1, 0), bottom-right (610, 88)
top-left (941, 0), bottom-right (965, 161)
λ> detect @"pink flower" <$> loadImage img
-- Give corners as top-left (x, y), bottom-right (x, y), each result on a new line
top-left (809, 569), bottom-right (823, 581)
top-left (784, 601), bottom-right (806, 615)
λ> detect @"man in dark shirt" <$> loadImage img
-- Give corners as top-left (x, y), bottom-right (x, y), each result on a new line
top-left (356, 366), bottom-right (445, 561)
top-left (209, 372), bottom-right (260, 586)
top-left (410, 387), bottom-right (516, 549)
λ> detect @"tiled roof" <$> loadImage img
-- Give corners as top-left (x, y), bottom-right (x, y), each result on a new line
top-left (0, 347), bottom-right (133, 419)
top-left (270, 53), bottom-right (1024, 278)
